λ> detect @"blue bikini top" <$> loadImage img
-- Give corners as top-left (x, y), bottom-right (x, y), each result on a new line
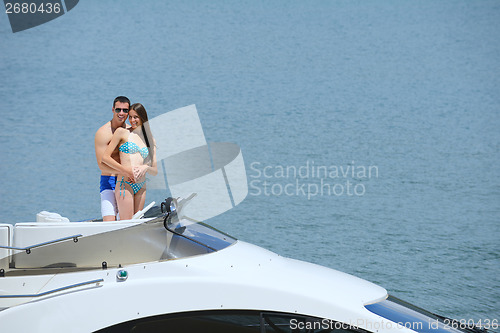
top-left (119, 141), bottom-right (149, 159)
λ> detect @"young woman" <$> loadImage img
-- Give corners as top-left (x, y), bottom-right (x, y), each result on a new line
top-left (103, 103), bottom-right (157, 220)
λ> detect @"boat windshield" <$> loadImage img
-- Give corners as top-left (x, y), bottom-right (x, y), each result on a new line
top-left (145, 104), bottom-right (248, 222)
top-left (1, 214), bottom-right (236, 275)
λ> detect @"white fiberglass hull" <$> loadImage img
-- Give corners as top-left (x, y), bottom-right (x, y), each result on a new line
top-left (1, 238), bottom-right (389, 332)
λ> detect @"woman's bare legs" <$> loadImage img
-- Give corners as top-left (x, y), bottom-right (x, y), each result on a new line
top-left (134, 187), bottom-right (147, 215)
top-left (115, 178), bottom-right (135, 220)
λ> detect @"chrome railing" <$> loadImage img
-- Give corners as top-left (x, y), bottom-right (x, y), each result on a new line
top-left (0, 234), bottom-right (82, 254)
top-left (0, 278), bottom-right (103, 298)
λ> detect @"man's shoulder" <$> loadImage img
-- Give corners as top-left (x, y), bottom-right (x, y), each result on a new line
top-left (96, 121), bottom-right (111, 133)
top-left (95, 122), bottom-right (112, 140)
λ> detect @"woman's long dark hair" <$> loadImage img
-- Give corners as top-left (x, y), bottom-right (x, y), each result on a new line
top-left (130, 103), bottom-right (153, 165)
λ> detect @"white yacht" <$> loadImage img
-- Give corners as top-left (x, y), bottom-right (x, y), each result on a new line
top-left (0, 199), bottom-right (485, 333)
top-left (0, 106), bottom-right (488, 332)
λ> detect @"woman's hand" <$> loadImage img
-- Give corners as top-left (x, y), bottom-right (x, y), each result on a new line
top-left (133, 165), bottom-right (149, 181)
top-left (125, 166), bottom-right (136, 183)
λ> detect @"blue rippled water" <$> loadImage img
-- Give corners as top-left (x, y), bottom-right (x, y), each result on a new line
top-left (0, 0), bottom-right (498, 324)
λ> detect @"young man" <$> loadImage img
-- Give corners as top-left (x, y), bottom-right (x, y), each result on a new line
top-left (94, 96), bottom-right (131, 221)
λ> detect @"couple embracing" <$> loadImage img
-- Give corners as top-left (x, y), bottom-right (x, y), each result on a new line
top-left (94, 96), bottom-right (158, 221)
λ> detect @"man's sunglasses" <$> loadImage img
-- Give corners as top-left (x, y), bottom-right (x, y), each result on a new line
top-left (115, 108), bottom-right (129, 113)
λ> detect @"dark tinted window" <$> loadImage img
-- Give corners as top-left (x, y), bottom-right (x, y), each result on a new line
top-left (95, 310), bottom-right (370, 333)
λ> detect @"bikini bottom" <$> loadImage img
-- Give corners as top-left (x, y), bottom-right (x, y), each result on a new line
top-left (119, 177), bottom-right (146, 196)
